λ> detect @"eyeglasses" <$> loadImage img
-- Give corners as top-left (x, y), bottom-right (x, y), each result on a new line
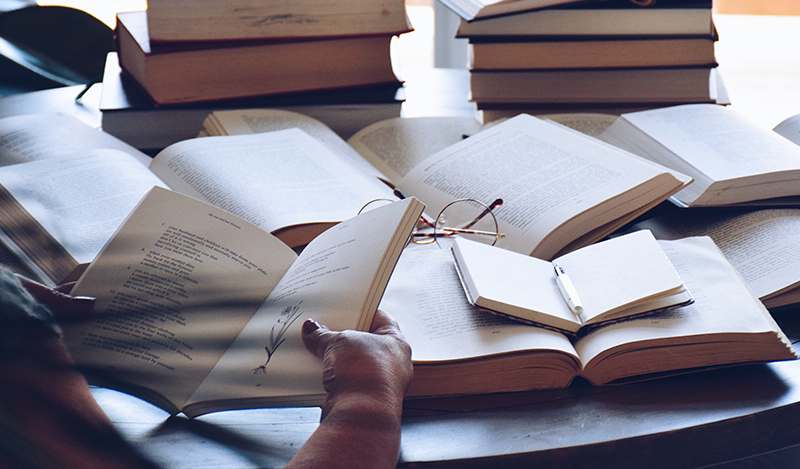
top-left (359, 195), bottom-right (505, 247)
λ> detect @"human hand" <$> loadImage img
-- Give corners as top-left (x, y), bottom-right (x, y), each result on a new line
top-left (0, 273), bottom-right (152, 468)
top-left (300, 309), bottom-right (413, 419)
top-left (1, 271), bottom-right (94, 369)
top-left (16, 275), bottom-right (95, 320)
top-left (289, 310), bottom-right (412, 469)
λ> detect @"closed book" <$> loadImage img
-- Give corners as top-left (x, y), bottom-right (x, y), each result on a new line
top-left (468, 36), bottom-right (717, 70)
top-left (100, 53), bottom-right (403, 150)
top-left (457, 0), bottom-right (713, 38)
top-left (115, 11), bottom-right (400, 106)
top-left (146, 0), bottom-right (411, 43)
top-left (476, 69), bottom-right (729, 120)
top-left (469, 66), bottom-right (720, 104)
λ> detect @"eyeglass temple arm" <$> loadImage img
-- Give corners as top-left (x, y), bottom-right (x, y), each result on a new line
top-left (460, 198), bottom-right (503, 229)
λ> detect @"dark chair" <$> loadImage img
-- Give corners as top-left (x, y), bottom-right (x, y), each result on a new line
top-left (0, 4), bottom-right (113, 95)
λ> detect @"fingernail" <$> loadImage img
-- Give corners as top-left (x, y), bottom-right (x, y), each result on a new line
top-left (303, 319), bottom-right (321, 334)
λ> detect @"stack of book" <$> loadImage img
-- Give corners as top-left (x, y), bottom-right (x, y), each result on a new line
top-left (442, 0), bottom-right (725, 121)
top-left (101, 0), bottom-right (410, 149)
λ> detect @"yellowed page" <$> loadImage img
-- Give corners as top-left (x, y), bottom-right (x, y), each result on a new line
top-left (346, 116), bottom-right (484, 184)
top-left (65, 187), bottom-right (298, 413)
top-left (203, 109), bottom-right (386, 182)
top-left (148, 128), bottom-right (393, 237)
top-left (398, 113), bottom-right (682, 259)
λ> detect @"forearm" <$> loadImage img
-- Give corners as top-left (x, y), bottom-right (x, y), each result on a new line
top-left (286, 392), bottom-right (404, 469)
top-left (0, 331), bottom-right (156, 469)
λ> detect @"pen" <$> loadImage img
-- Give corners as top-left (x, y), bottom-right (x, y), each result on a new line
top-left (553, 262), bottom-right (583, 317)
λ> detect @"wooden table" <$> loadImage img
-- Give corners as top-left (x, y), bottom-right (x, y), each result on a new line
top-left (95, 310), bottom-right (800, 469)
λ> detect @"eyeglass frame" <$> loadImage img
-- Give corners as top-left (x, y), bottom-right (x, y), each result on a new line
top-left (358, 195), bottom-right (505, 247)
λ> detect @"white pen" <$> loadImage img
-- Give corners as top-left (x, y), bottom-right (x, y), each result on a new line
top-left (553, 262), bottom-right (583, 317)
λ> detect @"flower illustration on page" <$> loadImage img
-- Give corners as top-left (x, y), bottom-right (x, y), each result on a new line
top-left (252, 302), bottom-right (303, 374)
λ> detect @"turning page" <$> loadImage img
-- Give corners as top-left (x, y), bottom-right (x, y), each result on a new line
top-left (65, 188), bottom-right (424, 415)
top-left (66, 187), bottom-right (298, 413)
top-left (182, 196), bottom-right (425, 415)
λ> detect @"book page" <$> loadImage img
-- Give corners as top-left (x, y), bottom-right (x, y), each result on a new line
top-left (397, 113), bottom-right (678, 259)
top-left (630, 209), bottom-right (800, 304)
top-left (65, 187), bottom-right (298, 413)
top-left (184, 198), bottom-right (423, 414)
top-left (576, 236), bottom-right (795, 384)
top-left (203, 109), bottom-right (388, 182)
top-left (0, 150), bottom-right (167, 264)
top-left (773, 113), bottom-right (800, 146)
top-left (543, 112), bottom-right (618, 137)
top-left (0, 114), bottom-right (152, 166)
top-left (556, 230), bottom-right (686, 325)
top-left (618, 104), bottom-right (800, 182)
top-left (149, 128), bottom-right (394, 237)
top-left (451, 237), bottom-right (578, 330)
top-left (346, 116), bottom-right (484, 184)
top-left (383, 241), bottom-right (584, 396)
top-left (380, 241), bottom-right (578, 363)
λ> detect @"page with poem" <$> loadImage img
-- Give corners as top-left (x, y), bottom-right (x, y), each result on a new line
top-left (65, 187), bottom-right (298, 413)
top-left (149, 129), bottom-right (393, 237)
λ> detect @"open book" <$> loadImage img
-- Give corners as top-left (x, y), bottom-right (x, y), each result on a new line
top-left (62, 187), bottom-right (424, 417)
top-left (0, 114), bottom-right (397, 285)
top-left (450, 230), bottom-right (692, 334)
top-left (597, 104), bottom-right (800, 207)
top-left (0, 114), bottom-right (158, 284)
top-left (379, 236), bottom-right (796, 397)
top-left (204, 109), bottom-right (690, 261)
top-left (628, 208), bottom-right (800, 309)
top-left (438, 0), bottom-right (588, 21)
top-left (1, 109), bottom-right (687, 286)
